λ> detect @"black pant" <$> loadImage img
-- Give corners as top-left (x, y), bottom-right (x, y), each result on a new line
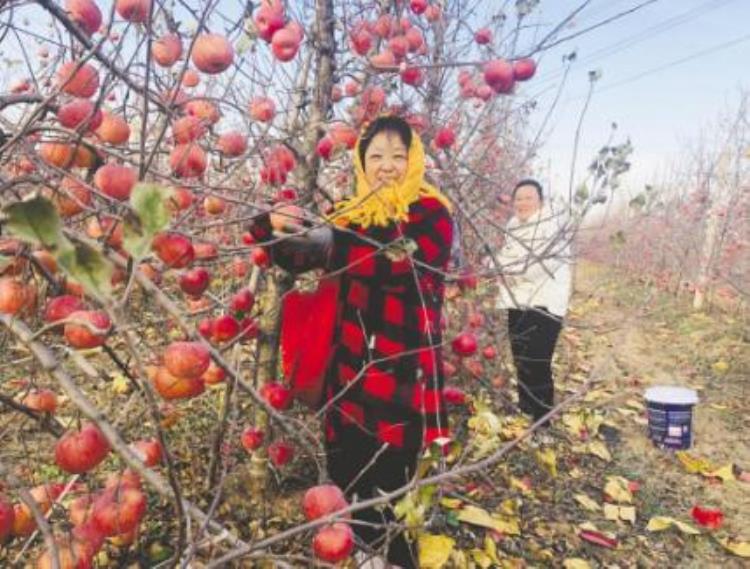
top-left (507, 308), bottom-right (562, 421)
top-left (326, 430), bottom-right (418, 568)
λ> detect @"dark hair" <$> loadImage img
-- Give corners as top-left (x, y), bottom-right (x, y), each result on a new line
top-left (512, 178), bottom-right (544, 201)
top-left (357, 115), bottom-right (412, 168)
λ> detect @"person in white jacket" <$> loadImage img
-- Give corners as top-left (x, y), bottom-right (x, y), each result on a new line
top-left (490, 179), bottom-right (572, 423)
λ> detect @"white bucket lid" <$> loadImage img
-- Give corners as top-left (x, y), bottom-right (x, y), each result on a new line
top-left (644, 385), bottom-right (698, 405)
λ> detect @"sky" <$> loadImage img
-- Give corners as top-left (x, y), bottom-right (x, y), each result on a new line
top-left (1, 0), bottom-right (747, 209)
top-left (520, 0), bottom-right (750, 203)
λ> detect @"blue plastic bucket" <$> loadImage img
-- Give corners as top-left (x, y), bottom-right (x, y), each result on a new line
top-left (644, 386), bottom-right (698, 450)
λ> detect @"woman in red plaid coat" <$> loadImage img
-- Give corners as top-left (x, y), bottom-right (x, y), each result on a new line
top-left (252, 116), bottom-right (453, 567)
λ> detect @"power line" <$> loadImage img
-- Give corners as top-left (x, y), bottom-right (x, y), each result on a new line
top-left (593, 32), bottom-right (750, 94)
top-left (530, 0), bottom-right (738, 91)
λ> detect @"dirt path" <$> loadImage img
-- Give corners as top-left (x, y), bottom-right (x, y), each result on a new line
top-left (558, 262), bottom-right (750, 567)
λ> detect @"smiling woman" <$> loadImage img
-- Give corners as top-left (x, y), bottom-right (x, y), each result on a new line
top-left (249, 115), bottom-right (454, 568)
top-left (492, 178), bottom-right (572, 424)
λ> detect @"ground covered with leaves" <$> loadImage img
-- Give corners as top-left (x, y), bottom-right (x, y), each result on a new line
top-left (409, 261), bottom-right (749, 568)
top-left (1, 261), bottom-right (748, 567)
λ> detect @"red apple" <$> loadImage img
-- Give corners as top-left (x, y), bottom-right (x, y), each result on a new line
top-left (193, 242), bottom-right (218, 260)
top-left (388, 36), bottom-right (409, 60)
top-left (405, 27), bottom-right (424, 51)
top-left (55, 422), bottom-right (111, 474)
top-left (152, 33), bottom-right (182, 68)
top-left (202, 361), bottom-right (226, 385)
top-left (312, 523), bottom-right (354, 563)
top-left (12, 483), bottom-right (65, 537)
top-left (66, 0), bottom-right (102, 36)
top-left (425, 5), bottom-right (442, 22)
top-left (451, 331), bottom-right (477, 357)
top-left (92, 487), bottom-right (146, 536)
top-left (0, 495), bottom-right (14, 541)
top-left (483, 59), bottom-right (515, 93)
top-left (260, 382), bottom-right (293, 410)
top-left (434, 127), bottom-right (456, 149)
top-left (198, 318), bottom-right (213, 339)
top-left (115, 0), bottom-right (150, 23)
top-left (172, 115), bottom-right (206, 143)
top-left (250, 247), bottom-right (270, 268)
top-left (249, 97), bottom-right (275, 122)
top-left (513, 58), bottom-right (537, 81)
top-left (254, 2), bottom-right (285, 43)
top-left (163, 341), bottom-right (210, 379)
top-left (271, 26), bottom-right (301, 62)
top-left (203, 196), bottom-right (227, 216)
top-left (241, 427), bottom-right (264, 451)
top-left (191, 34), bottom-right (234, 74)
top-left (230, 288), bottom-right (254, 313)
top-left (474, 28), bottom-right (492, 45)
top-left (267, 440), bottom-right (294, 467)
top-left (44, 295), bottom-right (85, 324)
top-left (184, 99), bottom-right (219, 124)
top-left (153, 367), bottom-right (205, 400)
top-left (169, 143), bottom-right (207, 178)
top-left (94, 163), bottom-right (137, 201)
top-left (104, 468), bottom-right (142, 492)
top-left (179, 267), bottom-right (210, 297)
top-left (56, 98), bottom-right (103, 131)
top-left (57, 61), bottom-right (99, 98)
top-left (130, 438), bottom-right (163, 467)
top-left (443, 386), bottom-right (466, 405)
top-left (217, 131), bottom-right (247, 157)
top-left (152, 232), bottom-right (194, 269)
top-left (238, 317), bottom-right (259, 342)
top-left (349, 26), bottom-right (372, 56)
top-left (303, 484), bottom-right (348, 521)
top-left (64, 310), bottom-right (111, 349)
top-left (482, 346), bottom-right (496, 360)
top-left (316, 136), bottom-right (334, 160)
top-left (410, 0), bottom-right (428, 15)
top-left (0, 277), bottom-right (36, 316)
top-left (22, 389), bottom-right (58, 414)
top-left (400, 66), bottom-right (423, 86)
top-left (212, 314), bottom-right (239, 342)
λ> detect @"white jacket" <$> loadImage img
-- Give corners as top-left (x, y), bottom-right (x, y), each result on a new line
top-left (488, 208), bottom-right (572, 317)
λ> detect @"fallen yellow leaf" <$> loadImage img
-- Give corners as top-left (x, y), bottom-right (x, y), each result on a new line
top-left (111, 374), bottom-right (131, 395)
top-left (619, 506), bottom-right (636, 524)
top-left (484, 536), bottom-right (500, 564)
top-left (563, 559), bottom-right (592, 569)
top-left (509, 476), bottom-right (533, 496)
top-left (457, 505), bottom-right (521, 536)
top-left (602, 504), bottom-right (635, 524)
top-left (717, 537), bottom-right (750, 558)
top-left (587, 440), bottom-right (612, 462)
top-left (604, 476), bottom-right (633, 504)
top-left (469, 548), bottom-right (493, 568)
top-left (418, 533), bottom-right (455, 569)
top-left (646, 516), bottom-right (700, 535)
top-left (705, 464), bottom-right (735, 482)
top-left (676, 451), bottom-right (714, 474)
top-left (603, 503), bottom-right (620, 521)
top-left (712, 360), bottom-right (729, 374)
top-left (574, 494), bottom-right (601, 512)
top-left (535, 448), bottom-right (558, 477)
top-left (439, 498), bottom-right (462, 510)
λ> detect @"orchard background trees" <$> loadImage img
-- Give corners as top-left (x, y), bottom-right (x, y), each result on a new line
top-left (1, 0), bottom-right (746, 567)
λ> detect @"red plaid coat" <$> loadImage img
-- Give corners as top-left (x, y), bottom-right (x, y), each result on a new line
top-left (258, 196), bottom-right (453, 451)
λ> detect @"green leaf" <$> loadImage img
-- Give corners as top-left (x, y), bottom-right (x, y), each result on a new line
top-left (3, 196), bottom-right (63, 249)
top-left (57, 242), bottom-right (113, 301)
top-left (124, 184), bottom-right (172, 259)
top-left (131, 183), bottom-right (172, 235)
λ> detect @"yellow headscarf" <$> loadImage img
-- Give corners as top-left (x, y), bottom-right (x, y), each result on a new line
top-left (328, 123), bottom-right (452, 228)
